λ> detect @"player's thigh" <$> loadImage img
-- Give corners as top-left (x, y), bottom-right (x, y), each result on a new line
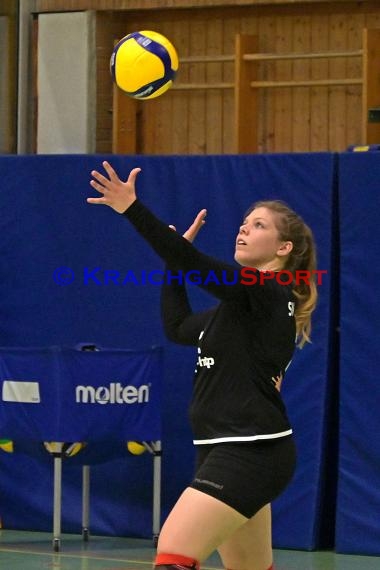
top-left (157, 487), bottom-right (248, 563)
top-left (217, 504), bottom-right (272, 570)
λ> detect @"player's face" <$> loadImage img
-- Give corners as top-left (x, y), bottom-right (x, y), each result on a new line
top-left (234, 207), bottom-right (289, 269)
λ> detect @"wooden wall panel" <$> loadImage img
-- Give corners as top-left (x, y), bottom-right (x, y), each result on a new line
top-left (95, 12), bottom-right (124, 154)
top-left (328, 13), bottom-right (347, 151)
top-left (222, 15), bottom-right (240, 154)
top-left (0, 0), bottom-right (18, 153)
top-left (365, 10), bottom-right (380, 28)
top-left (33, 2), bottom-right (380, 154)
top-left (238, 14), bottom-right (259, 154)
top-left (171, 18), bottom-right (190, 153)
top-left (292, 16), bottom-right (311, 151)
top-left (258, 15), bottom-right (277, 153)
top-left (36, 0), bottom-right (380, 13)
top-left (36, 0), bottom-right (364, 12)
top-left (362, 28), bottom-right (380, 144)
top-left (205, 18), bottom-right (223, 154)
top-left (346, 13), bottom-right (364, 147)
top-left (188, 16), bottom-right (207, 153)
top-left (310, 14), bottom-right (329, 151)
top-left (274, 17), bottom-right (293, 152)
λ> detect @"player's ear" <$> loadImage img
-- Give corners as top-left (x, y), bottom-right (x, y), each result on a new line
top-left (277, 241), bottom-right (293, 257)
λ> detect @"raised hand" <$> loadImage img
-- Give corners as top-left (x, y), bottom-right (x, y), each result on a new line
top-left (271, 372), bottom-right (283, 392)
top-left (87, 161), bottom-right (141, 214)
top-left (170, 209), bottom-right (207, 243)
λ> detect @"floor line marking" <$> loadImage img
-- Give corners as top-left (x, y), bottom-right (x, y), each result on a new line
top-left (0, 546), bottom-right (222, 570)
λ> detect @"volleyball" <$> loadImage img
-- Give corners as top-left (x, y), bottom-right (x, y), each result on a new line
top-left (127, 441), bottom-right (146, 455)
top-left (43, 441), bottom-right (86, 458)
top-left (110, 30), bottom-right (179, 100)
top-left (0, 439), bottom-right (14, 453)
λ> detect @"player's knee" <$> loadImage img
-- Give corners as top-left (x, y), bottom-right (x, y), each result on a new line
top-left (154, 552), bottom-right (200, 570)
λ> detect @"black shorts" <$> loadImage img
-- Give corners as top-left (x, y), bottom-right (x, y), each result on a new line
top-left (190, 436), bottom-right (297, 518)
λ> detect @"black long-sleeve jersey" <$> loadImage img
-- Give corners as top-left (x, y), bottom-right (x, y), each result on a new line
top-left (123, 200), bottom-right (296, 445)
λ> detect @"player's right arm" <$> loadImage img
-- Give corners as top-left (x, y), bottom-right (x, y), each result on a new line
top-left (161, 272), bottom-right (216, 345)
top-left (160, 209), bottom-right (214, 346)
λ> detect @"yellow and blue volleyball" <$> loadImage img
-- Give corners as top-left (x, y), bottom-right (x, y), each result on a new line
top-left (0, 439), bottom-right (14, 453)
top-left (110, 30), bottom-right (179, 100)
top-left (126, 441), bottom-right (146, 455)
top-left (43, 441), bottom-right (86, 457)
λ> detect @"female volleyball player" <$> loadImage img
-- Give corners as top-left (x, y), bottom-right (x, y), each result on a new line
top-left (88, 161), bottom-right (317, 570)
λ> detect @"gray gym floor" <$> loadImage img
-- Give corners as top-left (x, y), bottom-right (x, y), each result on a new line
top-left (0, 530), bottom-right (379, 570)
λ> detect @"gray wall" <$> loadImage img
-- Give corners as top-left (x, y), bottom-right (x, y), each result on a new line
top-left (37, 11), bottom-right (96, 153)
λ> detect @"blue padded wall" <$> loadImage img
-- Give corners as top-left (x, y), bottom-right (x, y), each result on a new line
top-left (335, 152), bottom-right (380, 555)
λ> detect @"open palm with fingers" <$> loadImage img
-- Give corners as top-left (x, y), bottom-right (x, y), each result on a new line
top-left (88, 161), bottom-right (141, 214)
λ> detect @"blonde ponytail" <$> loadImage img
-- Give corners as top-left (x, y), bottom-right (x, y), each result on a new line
top-left (248, 200), bottom-right (318, 348)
